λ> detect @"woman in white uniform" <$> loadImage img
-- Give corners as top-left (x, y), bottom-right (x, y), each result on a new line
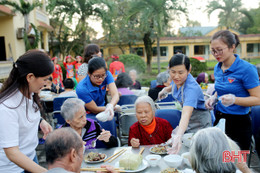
top-left (0, 50), bottom-right (54, 173)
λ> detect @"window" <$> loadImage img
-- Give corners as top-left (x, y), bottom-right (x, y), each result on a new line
top-left (152, 47), bottom-right (167, 56)
top-left (174, 46), bottom-right (186, 54)
top-left (133, 47), bottom-right (144, 56)
top-left (194, 45), bottom-right (205, 55)
top-left (247, 44), bottom-right (254, 53)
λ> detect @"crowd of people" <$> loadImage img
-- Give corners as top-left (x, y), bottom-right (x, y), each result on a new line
top-left (0, 30), bottom-right (260, 173)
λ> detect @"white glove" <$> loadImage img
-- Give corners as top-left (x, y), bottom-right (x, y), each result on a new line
top-left (167, 126), bottom-right (182, 154)
top-left (205, 95), bottom-right (218, 110)
top-left (158, 88), bottom-right (169, 101)
top-left (114, 104), bottom-right (122, 112)
top-left (167, 134), bottom-right (182, 154)
top-left (105, 103), bottom-right (114, 121)
top-left (219, 94), bottom-right (236, 107)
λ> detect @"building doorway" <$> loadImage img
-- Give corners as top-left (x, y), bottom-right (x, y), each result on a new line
top-left (0, 37), bottom-right (6, 61)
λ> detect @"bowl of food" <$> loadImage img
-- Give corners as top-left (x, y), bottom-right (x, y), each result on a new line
top-left (163, 154), bottom-right (183, 168)
top-left (145, 154), bottom-right (161, 167)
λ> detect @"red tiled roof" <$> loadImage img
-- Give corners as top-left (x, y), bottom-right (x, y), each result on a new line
top-left (0, 5), bottom-right (15, 16)
top-left (38, 20), bottom-right (53, 31)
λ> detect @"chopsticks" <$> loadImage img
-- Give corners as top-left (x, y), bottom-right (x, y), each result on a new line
top-left (103, 148), bottom-right (127, 163)
top-left (139, 147), bottom-right (145, 155)
top-left (108, 149), bottom-right (127, 163)
top-left (80, 167), bottom-right (125, 172)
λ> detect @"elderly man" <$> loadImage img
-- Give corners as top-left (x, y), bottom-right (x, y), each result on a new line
top-left (129, 69), bottom-right (141, 90)
top-left (45, 128), bottom-right (117, 173)
top-left (148, 71), bottom-right (172, 101)
top-left (45, 127), bottom-right (84, 173)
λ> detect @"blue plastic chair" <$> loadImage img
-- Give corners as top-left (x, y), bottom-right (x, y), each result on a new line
top-left (157, 94), bottom-right (174, 103)
top-left (52, 97), bottom-right (74, 128)
top-left (117, 95), bottom-right (138, 106)
top-left (155, 109), bottom-right (181, 129)
top-left (150, 80), bottom-right (157, 89)
top-left (248, 106), bottom-right (260, 167)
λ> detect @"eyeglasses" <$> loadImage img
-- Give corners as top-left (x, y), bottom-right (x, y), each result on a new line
top-left (211, 47), bottom-right (228, 55)
top-left (91, 74), bottom-right (107, 80)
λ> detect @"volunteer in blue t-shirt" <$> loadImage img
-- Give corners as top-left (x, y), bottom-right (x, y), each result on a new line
top-left (76, 57), bottom-right (119, 121)
top-left (159, 54), bottom-right (212, 154)
top-left (206, 30), bottom-right (260, 150)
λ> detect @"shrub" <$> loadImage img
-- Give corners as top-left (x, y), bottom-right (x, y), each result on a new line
top-left (119, 54), bottom-right (146, 73)
top-left (189, 58), bottom-right (207, 77)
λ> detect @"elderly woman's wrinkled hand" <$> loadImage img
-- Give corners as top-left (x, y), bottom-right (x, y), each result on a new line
top-left (130, 138), bottom-right (140, 148)
top-left (98, 129), bottom-right (111, 142)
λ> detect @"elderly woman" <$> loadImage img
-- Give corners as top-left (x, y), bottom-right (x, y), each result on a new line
top-left (190, 127), bottom-right (250, 173)
top-left (115, 72), bottom-right (134, 96)
top-left (60, 98), bottom-right (118, 149)
top-left (129, 69), bottom-right (141, 90)
top-left (148, 71), bottom-right (172, 101)
top-left (128, 96), bottom-right (173, 147)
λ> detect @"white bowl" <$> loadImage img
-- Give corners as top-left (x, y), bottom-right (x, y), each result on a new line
top-left (163, 154), bottom-right (183, 168)
top-left (145, 154), bottom-right (161, 167)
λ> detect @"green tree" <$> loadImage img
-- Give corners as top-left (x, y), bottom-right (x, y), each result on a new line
top-left (206, 0), bottom-right (253, 29)
top-left (127, 0), bottom-right (186, 73)
top-left (47, 0), bottom-right (114, 48)
top-left (102, 0), bottom-right (143, 55)
top-left (0, 0), bottom-right (41, 33)
top-left (237, 5), bottom-right (260, 34)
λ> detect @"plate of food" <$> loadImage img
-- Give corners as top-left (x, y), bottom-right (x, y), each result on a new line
top-left (84, 152), bottom-right (107, 163)
top-left (149, 145), bottom-right (169, 155)
top-left (160, 168), bottom-right (183, 173)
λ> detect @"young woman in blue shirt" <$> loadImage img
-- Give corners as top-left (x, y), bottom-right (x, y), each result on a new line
top-left (206, 30), bottom-right (260, 150)
top-left (159, 54), bottom-right (212, 154)
top-left (76, 57), bottom-right (119, 121)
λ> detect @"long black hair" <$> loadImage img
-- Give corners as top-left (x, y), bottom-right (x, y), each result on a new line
top-left (0, 50), bottom-right (54, 116)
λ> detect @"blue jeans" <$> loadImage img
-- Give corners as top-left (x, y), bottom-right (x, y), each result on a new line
top-left (21, 154), bottom-right (39, 173)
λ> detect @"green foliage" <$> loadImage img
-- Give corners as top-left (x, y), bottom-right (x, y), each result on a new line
top-left (189, 58), bottom-right (207, 77)
top-left (119, 54), bottom-right (146, 74)
top-left (23, 23), bottom-right (40, 51)
top-left (206, 0), bottom-right (253, 29)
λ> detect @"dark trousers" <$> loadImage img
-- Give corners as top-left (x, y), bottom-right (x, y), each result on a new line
top-left (214, 111), bottom-right (252, 150)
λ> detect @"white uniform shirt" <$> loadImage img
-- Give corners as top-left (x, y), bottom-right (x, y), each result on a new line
top-left (0, 90), bottom-right (40, 173)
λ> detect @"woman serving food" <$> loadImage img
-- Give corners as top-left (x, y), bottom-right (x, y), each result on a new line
top-left (158, 54), bottom-right (212, 154)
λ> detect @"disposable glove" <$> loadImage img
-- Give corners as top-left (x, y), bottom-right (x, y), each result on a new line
top-left (205, 95), bottom-right (218, 110)
top-left (167, 126), bottom-right (182, 154)
top-left (105, 103), bottom-right (114, 121)
top-left (158, 88), bottom-right (169, 101)
top-left (219, 94), bottom-right (236, 107)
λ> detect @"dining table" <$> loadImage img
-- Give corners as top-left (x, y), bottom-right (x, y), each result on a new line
top-left (81, 144), bottom-right (192, 173)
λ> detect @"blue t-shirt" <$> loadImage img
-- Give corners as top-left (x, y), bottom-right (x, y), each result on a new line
top-left (214, 54), bottom-right (259, 115)
top-left (171, 73), bottom-right (206, 110)
top-left (76, 71), bottom-right (114, 115)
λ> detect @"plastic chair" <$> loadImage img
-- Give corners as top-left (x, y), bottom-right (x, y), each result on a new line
top-left (157, 94), bottom-right (174, 103)
top-left (117, 95), bottom-right (138, 106)
top-left (155, 109), bottom-right (181, 129)
top-left (52, 97), bottom-right (74, 128)
top-left (248, 106), bottom-right (260, 168)
top-left (150, 80), bottom-right (157, 89)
